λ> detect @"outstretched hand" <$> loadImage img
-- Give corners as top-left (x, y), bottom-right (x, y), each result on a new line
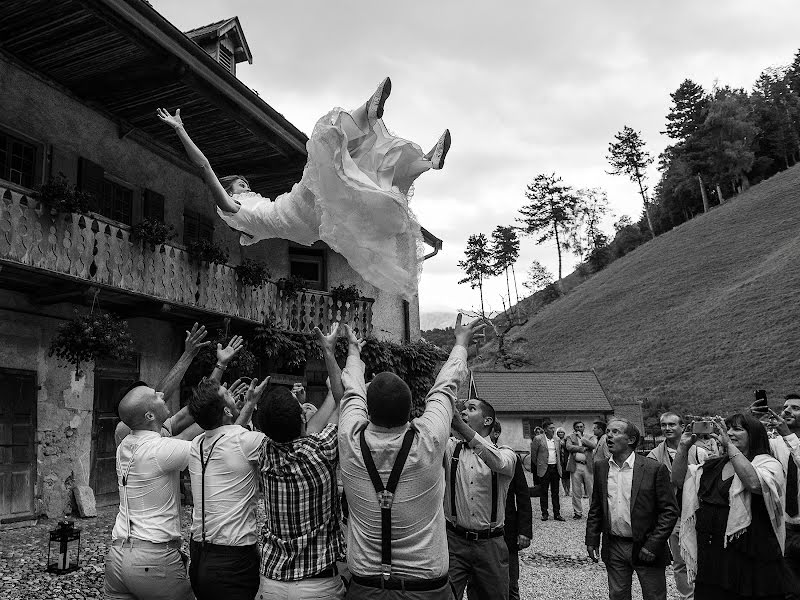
top-left (184, 322), bottom-right (211, 356)
top-left (454, 313), bottom-right (486, 348)
top-left (313, 322), bottom-right (340, 354)
top-left (156, 107), bottom-right (184, 129)
top-left (709, 416), bottom-right (732, 451)
top-left (244, 376), bottom-right (271, 405)
top-left (343, 324), bottom-right (366, 352)
top-left (217, 335), bottom-right (244, 366)
top-left (768, 408), bottom-right (791, 437)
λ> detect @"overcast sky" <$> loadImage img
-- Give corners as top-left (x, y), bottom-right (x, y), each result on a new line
top-left (154, 0), bottom-right (800, 325)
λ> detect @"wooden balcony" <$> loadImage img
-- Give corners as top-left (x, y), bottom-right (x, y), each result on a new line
top-left (0, 184), bottom-right (373, 336)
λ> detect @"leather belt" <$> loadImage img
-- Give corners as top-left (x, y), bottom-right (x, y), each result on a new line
top-left (112, 538), bottom-right (182, 550)
top-left (608, 533), bottom-right (634, 543)
top-left (308, 564), bottom-right (339, 579)
top-left (351, 573), bottom-right (449, 591)
top-left (189, 540), bottom-right (257, 556)
top-left (446, 521), bottom-right (504, 541)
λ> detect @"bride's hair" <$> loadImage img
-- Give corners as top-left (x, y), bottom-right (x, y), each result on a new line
top-left (219, 175), bottom-right (249, 195)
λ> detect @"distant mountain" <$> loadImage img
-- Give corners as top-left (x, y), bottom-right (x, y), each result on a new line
top-left (420, 311), bottom-right (458, 331)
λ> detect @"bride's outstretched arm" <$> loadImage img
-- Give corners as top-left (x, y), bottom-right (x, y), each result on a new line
top-left (156, 108), bottom-right (240, 213)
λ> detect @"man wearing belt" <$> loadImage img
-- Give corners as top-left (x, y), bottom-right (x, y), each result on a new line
top-left (764, 395), bottom-right (800, 598)
top-left (585, 419), bottom-right (678, 600)
top-left (446, 397), bottom-right (517, 600)
top-left (566, 420), bottom-right (597, 520)
top-left (339, 314), bottom-right (484, 599)
top-left (186, 374), bottom-right (271, 600)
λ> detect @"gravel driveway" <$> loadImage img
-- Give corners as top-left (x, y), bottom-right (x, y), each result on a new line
top-left (0, 496), bottom-right (679, 599)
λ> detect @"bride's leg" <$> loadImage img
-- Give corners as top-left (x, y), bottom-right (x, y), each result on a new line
top-left (391, 158), bottom-right (432, 195)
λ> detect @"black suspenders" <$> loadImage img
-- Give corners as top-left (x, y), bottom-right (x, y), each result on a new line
top-left (449, 441), bottom-right (499, 526)
top-left (199, 434), bottom-right (225, 546)
top-left (359, 427), bottom-right (415, 580)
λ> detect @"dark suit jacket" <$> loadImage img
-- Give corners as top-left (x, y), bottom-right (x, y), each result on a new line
top-left (584, 453), bottom-right (678, 567)
top-left (529, 433), bottom-right (563, 478)
top-left (504, 456), bottom-right (533, 551)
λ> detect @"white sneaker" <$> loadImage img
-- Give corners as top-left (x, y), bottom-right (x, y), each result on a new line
top-left (367, 77), bottom-right (391, 123)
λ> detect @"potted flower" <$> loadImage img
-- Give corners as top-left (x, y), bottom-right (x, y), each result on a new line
top-left (276, 275), bottom-right (306, 298)
top-left (48, 311), bottom-right (134, 379)
top-left (330, 284), bottom-right (361, 315)
top-left (31, 173), bottom-right (91, 216)
top-left (131, 218), bottom-right (176, 251)
top-left (235, 259), bottom-right (271, 288)
top-left (186, 239), bottom-right (229, 265)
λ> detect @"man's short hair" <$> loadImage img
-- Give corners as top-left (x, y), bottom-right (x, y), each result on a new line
top-left (610, 418), bottom-right (641, 449)
top-left (573, 420), bottom-right (584, 430)
top-left (593, 420), bottom-right (607, 429)
top-left (473, 398), bottom-right (496, 430)
top-left (189, 379), bottom-right (224, 430)
top-left (257, 387), bottom-right (302, 443)
top-left (542, 419), bottom-right (554, 429)
top-left (786, 393), bottom-right (800, 401)
top-left (492, 419), bottom-right (502, 434)
top-left (367, 372), bottom-right (412, 427)
top-left (659, 411), bottom-right (684, 425)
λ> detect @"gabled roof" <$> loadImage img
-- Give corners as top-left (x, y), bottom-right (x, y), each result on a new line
top-left (185, 16), bottom-right (253, 65)
top-left (470, 370), bottom-right (614, 414)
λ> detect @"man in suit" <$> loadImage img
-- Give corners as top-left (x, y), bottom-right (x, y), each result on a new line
top-left (566, 420), bottom-right (598, 520)
top-left (530, 420), bottom-right (564, 521)
top-left (585, 418), bottom-right (678, 600)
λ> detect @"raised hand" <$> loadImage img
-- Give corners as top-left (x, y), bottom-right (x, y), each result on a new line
top-left (710, 416), bottom-right (732, 450)
top-left (343, 324), bottom-right (366, 351)
top-left (768, 408), bottom-right (791, 437)
top-left (217, 335), bottom-right (244, 366)
top-left (156, 107), bottom-right (184, 129)
top-left (245, 376), bottom-right (271, 405)
top-left (225, 378), bottom-right (249, 406)
top-left (454, 313), bottom-right (486, 348)
top-left (313, 322), bottom-right (340, 354)
top-left (678, 429), bottom-right (697, 449)
top-left (184, 322), bottom-right (211, 356)
top-left (291, 383), bottom-right (307, 404)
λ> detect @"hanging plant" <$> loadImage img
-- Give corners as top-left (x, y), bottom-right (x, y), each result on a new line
top-left (276, 275), bottom-right (306, 298)
top-left (235, 259), bottom-right (271, 288)
top-left (31, 173), bottom-right (91, 216)
top-left (186, 239), bottom-right (229, 265)
top-left (329, 284), bottom-right (361, 306)
top-left (131, 218), bottom-right (176, 251)
top-left (48, 311), bottom-right (133, 379)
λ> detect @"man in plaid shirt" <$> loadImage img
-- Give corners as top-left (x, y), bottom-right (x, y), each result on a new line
top-left (252, 324), bottom-right (353, 600)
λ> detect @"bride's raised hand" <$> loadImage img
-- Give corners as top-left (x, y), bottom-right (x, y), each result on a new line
top-left (156, 107), bottom-right (183, 129)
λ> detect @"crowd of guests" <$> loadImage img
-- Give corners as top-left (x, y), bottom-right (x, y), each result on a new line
top-left (104, 317), bottom-right (800, 600)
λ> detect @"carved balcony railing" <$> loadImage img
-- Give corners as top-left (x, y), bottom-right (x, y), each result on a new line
top-left (0, 185), bottom-right (373, 336)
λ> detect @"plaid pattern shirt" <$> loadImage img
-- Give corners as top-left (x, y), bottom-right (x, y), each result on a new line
top-left (258, 423), bottom-right (345, 581)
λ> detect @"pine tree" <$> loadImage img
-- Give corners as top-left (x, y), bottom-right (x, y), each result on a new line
top-left (568, 188), bottom-right (608, 260)
top-left (523, 260), bottom-right (553, 293)
top-left (517, 173), bottom-right (577, 284)
top-left (457, 234), bottom-right (495, 319)
top-left (664, 79), bottom-right (709, 142)
top-left (607, 126), bottom-right (656, 238)
top-left (490, 226), bottom-right (521, 322)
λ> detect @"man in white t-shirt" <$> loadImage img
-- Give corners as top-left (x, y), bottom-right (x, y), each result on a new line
top-left (186, 375), bottom-right (270, 600)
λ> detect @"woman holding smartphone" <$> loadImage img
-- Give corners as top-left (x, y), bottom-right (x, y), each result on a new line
top-left (672, 413), bottom-right (788, 600)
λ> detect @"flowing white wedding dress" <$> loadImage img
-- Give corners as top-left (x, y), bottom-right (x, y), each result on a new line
top-left (217, 107), bottom-right (429, 300)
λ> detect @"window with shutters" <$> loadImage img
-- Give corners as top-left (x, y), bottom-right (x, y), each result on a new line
top-left (218, 45), bottom-right (234, 73)
top-left (183, 210), bottom-right (214, 245)
top-left (0, 129), bottom-right (39, 189)
top-left (99, 179), bottom-right (133, 225)
top-left (289, 247), bottom-right (326, 291)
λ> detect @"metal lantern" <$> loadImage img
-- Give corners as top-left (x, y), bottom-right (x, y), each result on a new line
top-left (47, 519), bottom-right (81, 574)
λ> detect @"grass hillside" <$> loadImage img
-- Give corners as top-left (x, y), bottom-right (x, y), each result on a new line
top-left (475, 164), bottom-right (800, 420)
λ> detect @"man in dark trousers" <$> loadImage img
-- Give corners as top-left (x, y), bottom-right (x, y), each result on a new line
top-left (530, 420), bottom-right (564, 521)
top-left (585, 418), bottom-right (678, 600)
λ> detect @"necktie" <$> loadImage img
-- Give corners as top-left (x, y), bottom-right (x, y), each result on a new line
top-left (787, 458), bottom-right (798, 518)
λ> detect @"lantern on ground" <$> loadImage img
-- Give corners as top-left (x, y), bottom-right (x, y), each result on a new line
top-left (47, 519), bottom-right (81, 574)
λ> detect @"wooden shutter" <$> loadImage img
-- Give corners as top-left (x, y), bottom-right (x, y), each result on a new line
top-left (78, 157), bottom-right (104, 210)
top-left (523, 420), bottom-right (531, 439)
top-left (49, 146), bottom-right (78, 184)
top-left (183, 211), bottom-right (199, 244)
top-left (142, 189), bottom-right (165, 222)
top-left (198, 215), bottom-right (214, 243)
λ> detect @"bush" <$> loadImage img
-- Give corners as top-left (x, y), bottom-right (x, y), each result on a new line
top-left (186, 239), bottom-right (229, 265)
top-left (32, 174), bottom-right (91, 215)
top-left (235, 259), bottom-right (271, 288)
top-left (330, 284), bottom-right (361, 306)
top-left (131, 218), bottom-right (176, 250)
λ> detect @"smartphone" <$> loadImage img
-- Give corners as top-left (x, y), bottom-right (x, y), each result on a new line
top-left (692, 420), bottom-right (713, 435)
top-left (754, 389), bottom-right (767, 402)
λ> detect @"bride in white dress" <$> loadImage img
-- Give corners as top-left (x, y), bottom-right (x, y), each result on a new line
top-left (157, 78), bottom-right (450, 300)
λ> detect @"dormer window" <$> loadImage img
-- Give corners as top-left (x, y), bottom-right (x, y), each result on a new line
top-left (185, 16), bottom-right (253, 77)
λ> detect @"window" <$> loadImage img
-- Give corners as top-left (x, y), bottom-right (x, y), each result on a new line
top-left (402, 300), bottom-right (411, 343)
top-left (142, 189), bottom-right (165, 222)
top-left (184, 210), bottom-right (214, 244)
top-left (99, 179), bottom-right (133, 225)
top-left (289, 247), bottom-right (326, 290)
top-left (0, 130), bottom-right (38, 188)
top-left (522, 418), bottom-right (545, 439)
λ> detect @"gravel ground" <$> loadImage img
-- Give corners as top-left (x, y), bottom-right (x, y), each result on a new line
top-left (0, 495), bottom-right (680, 599)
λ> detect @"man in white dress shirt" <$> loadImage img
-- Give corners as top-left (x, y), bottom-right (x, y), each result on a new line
top-left (585, 418), bottom-right (678, 600)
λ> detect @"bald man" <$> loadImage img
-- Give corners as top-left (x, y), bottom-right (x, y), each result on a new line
top-left (104, 326), bottom-right (243, 600)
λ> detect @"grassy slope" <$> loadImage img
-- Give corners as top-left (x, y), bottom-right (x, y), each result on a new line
top-left (476, 164), bottom-right (800, 417)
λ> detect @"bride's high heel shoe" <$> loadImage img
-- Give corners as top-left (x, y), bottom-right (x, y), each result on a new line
top-left (367, 77), bottom-right (392, 123)
top-left (426, 129), bottom-right (451, 170)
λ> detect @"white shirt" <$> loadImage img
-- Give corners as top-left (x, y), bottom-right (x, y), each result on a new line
top-left (112, 430), bottom-right (191, 542)
top-left (188, 424), bottom-right (265, 546)
top-left (546, 438), bottom-right (557, 465)
top-left (770, 433), bottom-right (800, 525)
top-left (607, 451), bottom-right (636, 537)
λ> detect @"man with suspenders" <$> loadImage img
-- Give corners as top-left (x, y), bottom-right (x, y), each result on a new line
top-left (445, 397), bottom-right (517, 600)
top-left (339, 314), bottom-right (485, 599)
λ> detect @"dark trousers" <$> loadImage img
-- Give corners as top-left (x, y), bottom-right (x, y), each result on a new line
top-left (786, 524), bottom-right (800, 600)
top-left (539, 464), bottom-right (561, 518)
top-left (189, 540), bottom-right (260, 600)
top-left (448, 530), bottom-right (509, 600)
top-left (604, 536), bottom-right (666, 600)
top-left (465, 546), bottom-right (518, 600)
top-left (347, 580), bottom-right (451, 600)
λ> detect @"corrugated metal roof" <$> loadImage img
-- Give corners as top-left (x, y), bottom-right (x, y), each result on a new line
top-left (471, 370), bottom-right (614, 413)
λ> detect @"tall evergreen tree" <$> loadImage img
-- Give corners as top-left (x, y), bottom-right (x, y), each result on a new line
top-left (490, 226), bottom-right (521, 321)
top-left (607, 126), bottom-right (656, 238)
top-left (457, 233), bottom-right (495, 319)
top-left (664, 79), bottom-right (709, 142)
top-left (568, 188), bottom-right (608, 260)
top-left (523, 260), bottom-right (553, 293)
top-left (517, 173), bottom-right (577, 284)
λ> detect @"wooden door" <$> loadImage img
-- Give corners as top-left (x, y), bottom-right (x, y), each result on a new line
top-left (0, 369), bottom-right (37, 522)
top-left (91, 360), bottom-right (138, 506)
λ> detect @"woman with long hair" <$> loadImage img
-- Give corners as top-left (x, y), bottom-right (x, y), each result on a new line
top-left (157, 77), bottom-right (450, 300)
top-left (672, 413), bottom-right (788, 600)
